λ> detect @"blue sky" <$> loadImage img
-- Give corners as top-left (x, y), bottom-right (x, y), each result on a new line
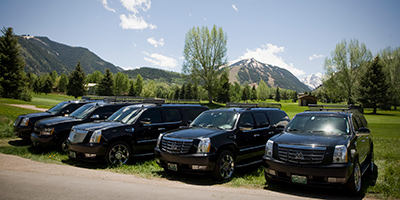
top-left (1, 0), bottom-right (399, 78)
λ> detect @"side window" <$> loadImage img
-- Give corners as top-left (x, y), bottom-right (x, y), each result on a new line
top-left (93, 106), bottom-right (118, 118)
top-left (181, 107), bottom-right (206, 121)
top-left (63, 104), bottom-right (81, 113)
top-left (352, 116), bottom-right (360, 131)
top-left (163, 108), bottom-right (182, 122)
top-left (253, 112), bottom-right (270, 128)
top-left (140, 108), bottom-right (162, 123)
top-left (238, 112), bottom-right (255, 128)
top-left (267, 110), bottom-right (289, 125)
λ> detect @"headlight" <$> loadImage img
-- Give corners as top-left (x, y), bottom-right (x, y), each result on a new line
top-left (333, 145), bottom-right (347, 163)
top-left (197, 138), bottom-right (211, 153)
top-left (156, 133), bottom-right (163, 147)
top-left (41, 127), bottom-right (54, 135)
top-left (266, 140), bottom-right (274, 157)
top-left (21, 117), bottom-right (29, 126)
top-left (89, 130), bottom-right (102, 143)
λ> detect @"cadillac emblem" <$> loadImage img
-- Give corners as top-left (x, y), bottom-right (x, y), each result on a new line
top-left (295, 151), bottom-right (304, 160)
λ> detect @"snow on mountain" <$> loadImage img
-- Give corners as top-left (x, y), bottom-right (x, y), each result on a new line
top-left (300, 73), bottom-right (323, 90)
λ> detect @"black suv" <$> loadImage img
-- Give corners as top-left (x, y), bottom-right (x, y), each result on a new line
top-left (31, 102), bottom-right (130, 152)
top-left (67, 103), bottom-right (208, 165)
top-left (154, 103), bottom-right (290, 180)
top-left (14, 100), bottom-right (90, 141)
top-left (262, 105), bottom-right (373, 194)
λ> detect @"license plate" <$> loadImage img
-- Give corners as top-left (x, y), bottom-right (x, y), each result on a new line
top-left (168, 163), bottom-right (178, 171)
top-left (69, 151), bottom-right (76, 158)
top-left (291, 175), bottom-right (307, 184)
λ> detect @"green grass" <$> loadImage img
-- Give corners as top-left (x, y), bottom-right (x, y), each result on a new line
top-left (0, 94), bottom-right (399, 199)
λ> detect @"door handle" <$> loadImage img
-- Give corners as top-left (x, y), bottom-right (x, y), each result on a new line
top-left (158, 128), bottom-right (166, 131)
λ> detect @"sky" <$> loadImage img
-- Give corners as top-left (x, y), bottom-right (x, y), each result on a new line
top-left (1, 0), bottom-right (399, 79)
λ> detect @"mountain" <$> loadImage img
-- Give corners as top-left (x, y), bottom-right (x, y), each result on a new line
top-left (300, 73), bottom-right (323, 90)
top-left (124, 67), bottom-right (184, 84)
top-left (228, 58), bottom-right (310, 92)
top-left (17, 35), bottom-right (123, 75)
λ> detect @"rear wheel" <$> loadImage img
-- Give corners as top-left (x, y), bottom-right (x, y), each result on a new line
top-left (106, 141), bottom-right (131, 165)
top-left (213, 150), bottom-right (235, 181)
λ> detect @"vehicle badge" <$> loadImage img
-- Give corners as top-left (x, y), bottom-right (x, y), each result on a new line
top-left (171, 142), bottom-right (178, 150)
top-left (295, 151), bottom-right (304, 160)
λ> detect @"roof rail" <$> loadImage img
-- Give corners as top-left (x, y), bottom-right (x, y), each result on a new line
top-left (226, 102), bottom-right (258, 108)
top-left (165, 99), bottom-right (201, 104)
top-left (143, 98), bottom-right (165, 105)
top-left (258, 102), bottom-right (282, 109)
top-left (308, 104), bottom-right (363, 113)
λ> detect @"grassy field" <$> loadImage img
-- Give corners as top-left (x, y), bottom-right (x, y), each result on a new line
top-left (0, 94), bottom-right (399, 199)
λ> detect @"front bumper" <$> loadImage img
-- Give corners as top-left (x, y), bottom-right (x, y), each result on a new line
top-left (262, 156), bottom-right (353, 186)
top-left (14, 126), bottom-right (33, 139)
top-left (154, 147), bottom-right (218, 173)
top-left (67, 140), bottom-right (108, 161)
top-left (31, 133), bottom-right (56, 147)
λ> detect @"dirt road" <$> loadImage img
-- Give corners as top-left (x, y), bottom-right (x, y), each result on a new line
top-left (7, 104), bottom-right (48, 112)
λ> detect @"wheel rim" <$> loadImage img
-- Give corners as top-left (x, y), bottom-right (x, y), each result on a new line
top-left (219, 154), bottom-right (234, 179)
top-left (108, 144), bottom-right (130, 165)
top-left (354, 163), bottom-right (361, 192)
top-left (61, 139), bottom-right (68, 153)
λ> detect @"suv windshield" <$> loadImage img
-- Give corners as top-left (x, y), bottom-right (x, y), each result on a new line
top-left (191, 111), bottom-right (238, 130)
top-left (106, 106), bottom-right (141, 124)
top-left (287, 115), bottom-right (350, 135)
top-left (70, 104), bottom-right (97, 119)
top-left (47, 101), bottom-right (69, 115)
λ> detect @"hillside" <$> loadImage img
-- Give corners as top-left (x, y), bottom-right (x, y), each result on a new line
top-left (228, 58), bottom-right (310, 92)
top-left (124, 67), bottom-right (184, 84)
top-left (17, 35), bottom-right (122, 75)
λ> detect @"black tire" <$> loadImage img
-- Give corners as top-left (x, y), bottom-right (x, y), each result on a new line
top-left (213, 150), bottom-right (235, 181)
top-left (105, 141), bottom-right (131, 165)
top-left (57, 134), bottom-right (69, 153)
top-left (346, 160), bottom-right (362, 195)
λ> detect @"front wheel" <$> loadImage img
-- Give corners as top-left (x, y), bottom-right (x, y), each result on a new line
top-left (346, 160), bottom-right (362, 195)
top-left (105, 141), bottom-right (131, 165)
top-left (213, 150), bottom-right (235, 181)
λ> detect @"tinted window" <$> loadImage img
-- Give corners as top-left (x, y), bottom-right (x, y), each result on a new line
top-left (47, 101), bottom-right (69, 114)
top-left (63, 104), bottom-right (82, 114)
top-left (253, 112), bottom-right (270, 128)
top-left (352, 116), bottom-right (361, 131)
top-left (181, 107), bottom-right (207, 121)
top-left (140, 108), bottom-right (162, 123)
top-left (267, 110), bottom-right (289, 125)
top-left (287, 115), bottom-right (349, 135)
top-left (164, 108), bottom-right (182, 122)
top-left (238, 112), bottom-right (255, 128)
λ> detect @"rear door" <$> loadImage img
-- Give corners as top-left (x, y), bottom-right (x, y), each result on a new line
top-left (235, 112), bottom-right (259, 162)
top-left (136, 107), bottom-right (164, 153)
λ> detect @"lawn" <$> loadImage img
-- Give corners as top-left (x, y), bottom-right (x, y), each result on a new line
top-left (0, 94), bottom-right (399, 199)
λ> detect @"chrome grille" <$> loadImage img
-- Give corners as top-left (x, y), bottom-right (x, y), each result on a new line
top-left (277, 144), bottom-right (326, 164)
top-left (68, 129), bottom-right (88, 143)
top-left (161, 137), bottom-right (193, 154)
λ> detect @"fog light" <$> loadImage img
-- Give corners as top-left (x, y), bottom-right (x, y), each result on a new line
top-left (328, 177), bottom-right (346, 183)
top-left (265, 169), bottom-right (276, 176)
top-left (85, 153), bottom-right (96, 158)
top-left (192, 165), bottom-right (207, 170)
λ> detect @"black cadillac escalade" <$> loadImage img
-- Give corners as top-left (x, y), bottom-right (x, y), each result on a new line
top-left (31, 102), bottom-right (130, 152)
top-left (262, 105), bottom-right (373, 194)
top-left (154, 104), bottom-right (290, 180)
top-left (14, 100), bottom-right (90, 141)
top-left (67, 103), bottom-right (208, 165)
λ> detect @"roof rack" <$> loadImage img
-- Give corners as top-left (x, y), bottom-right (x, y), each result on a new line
top-left (142, 98), bottom-right (165, 105)
top-left (258, 102), bottom-right (282, 109)
top-left (308, 104), bottom-right (363, 113)
top-left (165, 99), bottom-right (201, 104)
top-left (226, 102), bottom-right (258, 108)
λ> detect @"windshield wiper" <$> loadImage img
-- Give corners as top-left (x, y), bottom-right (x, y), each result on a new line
top-left (287, 128), bottom-right (300, 132)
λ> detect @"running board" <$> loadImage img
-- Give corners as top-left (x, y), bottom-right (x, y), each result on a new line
top-left (236, 160), bottom-right (262, 168)
top-left (132, 152), bottom-right (154, 157)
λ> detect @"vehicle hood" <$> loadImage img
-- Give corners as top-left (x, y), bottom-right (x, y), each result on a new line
top-left (72, 122), bottom-right (125, 132)
top-left (164, 127), bottom-right (227, 139)
top-left (20, 112), bottom-right (52, 119)
top-left (35, 116), bottom-right (79, 127)
top-left (273, 132), bottom-right (350, 148)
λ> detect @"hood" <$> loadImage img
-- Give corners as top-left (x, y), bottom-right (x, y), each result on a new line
top-left (73, 122), bottom-right (125, 132)
top-left (21, 112), bottom-right (52, 119)
top-left (164, 127), bottom-right (227, 139)
top-left (274, 132), bottom-right (350, 148)
top-left (35, 116), bottom-right (79, 127)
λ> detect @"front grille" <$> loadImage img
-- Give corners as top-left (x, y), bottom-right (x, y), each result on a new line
top-left (277, 144), bottom-right (326, 164)
top-left (68, 129), bottom-right (88, 143)
top-left (161, 137), bottom-right (193, 154)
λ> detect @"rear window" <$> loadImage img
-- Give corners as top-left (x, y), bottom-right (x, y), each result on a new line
top-left (163, 108), bottom-right (182, 122)
top-left (181, 107), bottom-right (207, 121)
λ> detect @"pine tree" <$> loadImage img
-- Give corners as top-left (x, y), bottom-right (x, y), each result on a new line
top-left (292, 91), bottom-right (298, 102)
top-left (180, 84), bottom-right (186, 99)
top-left (250, 85), bottom-right (257, 101)
top-left (133, 74), bottom-right (144, 96)
top-left (42, 75), bottom-right (53, 95)
top-left (67, 62), bottom-right (86, 98)
top-left (357, 56), bottom-right (389, 114)
top-left (242, 84), bottom-right (251, 101)
top-left (128, 79), bottom-right (135, 96)
top-left (217, 70), bottom-right (230, 103)
top-left (96, 68), bottom-right (114, 96)
top-left (274, 87), bottom-right (281, 102)
top-left (58, 74), bottom-right (68, 93)
top-left (0, 27), bottom-right (29, 100)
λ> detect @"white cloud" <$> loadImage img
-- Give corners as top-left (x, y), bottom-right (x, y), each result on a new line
top-left (240, 43), bottom-right (305, 76)
top-left (309, 54), bottom-right (325, 60)
top-left (143, 52), bottom-right (177, 70)
top-left (102, 0), bottom-right (116, 12)
top-left (118, 0), bottom-right (156, 30)
top-left (147, 37), bottom-right (164, 47)
top-left (232, 4), bottom-right (238, 11)
top-left (120, 14), bottom-right (156, 29)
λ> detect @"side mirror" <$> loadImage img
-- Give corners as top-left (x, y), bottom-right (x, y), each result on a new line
top-left (140, 118), bottom-right (151, 125)
top-left (275, 125), bottom-right (285, 132)
top-left (239, 123), bottom-right (253, 131)
top-left (357, 127), bottom-right (370, 134)
top-left (91, 115), bottom-right (100, 119)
